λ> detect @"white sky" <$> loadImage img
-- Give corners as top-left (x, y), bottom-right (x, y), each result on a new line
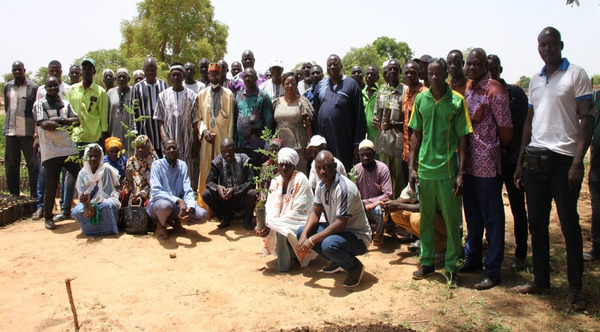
top-left (2, 0), bottom-right (599, 84)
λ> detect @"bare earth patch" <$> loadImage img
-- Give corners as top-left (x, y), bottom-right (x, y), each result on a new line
top-left (0, 179), bottom-right (599, 331)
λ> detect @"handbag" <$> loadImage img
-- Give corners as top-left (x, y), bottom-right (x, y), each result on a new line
top-left (123, 200), bottom-right (149, 234)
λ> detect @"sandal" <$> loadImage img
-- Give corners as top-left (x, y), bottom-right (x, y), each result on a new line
top-left (511, 282), bottom-right (550, 294)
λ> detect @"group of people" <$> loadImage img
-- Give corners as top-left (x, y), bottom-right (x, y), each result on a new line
top-left (3, 26), bottom-right (598, 307)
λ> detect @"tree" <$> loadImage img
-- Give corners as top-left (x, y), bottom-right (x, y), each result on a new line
top-left (566, 0), bottom-right (580, 6)
top-left (120, 0), bottom-right (229, 64)
top-left (372, 37), bottom-right (413, 65)
top-left (591, 74), bottom-right (600, 86)
top-left (517, 75), bottom-right (531, 90)
top-left (341, 45), bottom-right (384, 75)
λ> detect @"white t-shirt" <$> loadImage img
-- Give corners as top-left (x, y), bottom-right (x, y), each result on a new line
top-left (528, 59), bottom-right (594, 156)
top-left (33, 98), bottom-right (78, 162)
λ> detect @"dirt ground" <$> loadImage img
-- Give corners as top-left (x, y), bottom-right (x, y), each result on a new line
top-left (1, 182), bottom-right (599, 331)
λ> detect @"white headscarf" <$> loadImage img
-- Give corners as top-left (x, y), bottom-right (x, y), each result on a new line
top-left (278, 147), bottom-right (299, 166)
top-left (81, 144), bottom-right (120, 193)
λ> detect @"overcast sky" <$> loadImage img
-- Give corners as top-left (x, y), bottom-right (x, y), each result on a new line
top-left (2, 0), bottom-right (599, 84)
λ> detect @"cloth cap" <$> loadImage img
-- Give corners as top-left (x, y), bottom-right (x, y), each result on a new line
top-left (102, 69), bottom-right (114, 78)
top-left (133, 69), bottom-right (144, 77)
top-left (104, 136), bottom-right (122, 151)
top-left (82, 58), bottom-right (96, 69)
top-left (208, 62), bottom-right (222, 73)
top-left (269, 59), bottom-right (283, 69)
top-left (134, 135), bottom-right (151, 147)
top-left (116, 68), bottom-right (129, 76)
top-left (169, 64), bottom-right (185, 73)
top-left (382, 60), bottom-right (390, 68)
top-left (358, 138), bottom-right (375, 151)
top-left (306, 135), bottom-right (327, 148)
top-left (270, 138), bottom-right (285, 149)
top-left (413, 54), bottom-right (434, 63)
top-left (278, 147), bottom-right (299, 166)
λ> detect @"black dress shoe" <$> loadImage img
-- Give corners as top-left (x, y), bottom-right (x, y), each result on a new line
top-left (217, 216), bottom-right (231, 229)
top-left (511, 257), bottom-right (527, 271)
top-left (458, 260), bottom-right (483, 273)
top-left (474, 275), bottom-right (501, 290)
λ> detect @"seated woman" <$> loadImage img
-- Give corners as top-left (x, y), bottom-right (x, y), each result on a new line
top-left (256, 148), bottom-right (317, 272)
top-left (103, 136), bottom-right (127, 184)
top-left (125, 135), bottom-right (158, 206)
top-left (72, 144), bottom-right (122, 236)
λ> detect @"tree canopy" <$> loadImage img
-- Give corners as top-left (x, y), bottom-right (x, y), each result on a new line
top-left (120, 0), bottom-right (229, 64)
top-left (517, 75), bottom-right (531, 90)
top-left (341, 36), bottom-right (413, 84)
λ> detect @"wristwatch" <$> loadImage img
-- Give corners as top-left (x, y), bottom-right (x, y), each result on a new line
top-left (60, 116), bottom-right (65, 123)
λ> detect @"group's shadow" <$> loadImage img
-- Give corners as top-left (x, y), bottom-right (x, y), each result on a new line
top-left (207, 219), bottom-right (254, 241)
top-left (157, 227), bottom-right (211, 250)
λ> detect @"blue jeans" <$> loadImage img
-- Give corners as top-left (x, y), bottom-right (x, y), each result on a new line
top-left (296, 222), bottom-right (367, 271)
top-left (36, 161), bottom-right (46, 210)
top-left (524, 153), bottom-right (582, 290)
top-left (366, 205), bottom-right (385, 235)
top-left (590, 164), bottom-right (600, 253)
top-left (463, 174), bottom-right (505, 278)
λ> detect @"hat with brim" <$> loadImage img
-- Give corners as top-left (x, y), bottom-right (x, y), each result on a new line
top-left (413, 54), bottom-right (434, 64)
top-left (82, 58), bottom-right (96, 69)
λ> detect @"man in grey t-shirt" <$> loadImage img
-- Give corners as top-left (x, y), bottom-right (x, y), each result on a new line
top-left (296, 150), bottom-right (371, 288)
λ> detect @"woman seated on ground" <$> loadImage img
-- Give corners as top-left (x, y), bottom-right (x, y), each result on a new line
top-left (256, 148), bottom-right (317, 272)
top-left (72, 144), bottom-right (122, 236)
top-left (124, 135), bottom-right (158, 206)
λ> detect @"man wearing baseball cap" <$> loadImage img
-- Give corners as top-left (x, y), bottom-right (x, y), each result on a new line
top-left (259, 59), bottom-right (284, 100)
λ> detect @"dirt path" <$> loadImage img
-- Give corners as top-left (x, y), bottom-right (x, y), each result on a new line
top-left (0, 188), bottom-right (599, 331)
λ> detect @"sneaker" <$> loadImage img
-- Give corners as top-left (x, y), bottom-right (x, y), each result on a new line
top-left (53, 213), bottom-right (70, 222)
top-left (583, 250), bottom-right (599, 262)
top-left (321, 261), bottom-right (342, 274)
top-left (412, 265), bottom-right (435, 280)
top-left (408, 239), bottom-right (421, 251)
top-left (32, 208), bottom-right (43, 220)
top-left (44, 219), bottom-right (56, 230)
top-left (343, 261), bottom-right (365, 288)
top-left (447, 271), bottom-right (459, 288)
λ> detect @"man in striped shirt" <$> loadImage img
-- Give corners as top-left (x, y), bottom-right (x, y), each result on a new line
top-left (132, 57), bottom-right (169, 157)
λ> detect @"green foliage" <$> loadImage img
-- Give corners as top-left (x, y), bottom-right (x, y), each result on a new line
top-left (72, 48), bottom-right (158, 89)
top-left (372, 36), bottom-right (413, 65)
top-left (591, 74), bottom-right (600, 86)
top-left (517, 75), bottom-right (531, 90)
top-left (120, 0), bottom-right (229, 64)
top-left (342, 36), bottom-right (413, 85)
top-left (347, 166), bottom-right (359, 183)
top-left (251, 128), bottom-right (279, 207)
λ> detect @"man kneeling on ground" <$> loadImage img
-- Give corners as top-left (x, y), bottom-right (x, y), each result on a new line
top-left (202, 137), bottom-right (257, 230)
top-left (147, 139), bottom-right (208, 240)
top-left (296, 151), bottom-right (372, 288)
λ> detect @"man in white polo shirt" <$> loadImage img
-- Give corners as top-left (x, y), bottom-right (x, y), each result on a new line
top-left (512, 27), bottom-right (595, 311)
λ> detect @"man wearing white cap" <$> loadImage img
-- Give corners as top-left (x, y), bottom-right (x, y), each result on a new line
top-left (107, 68), bottom-right (134, 155)
top-left (103, 69), bottom-right (115, 91)
top-left (259, 59), bottom-right (284, 100)
top-left (306, 135), bottom-right (346, 191)
top-left (155, 62), bottom-right (200, 179)
top-left (354, 138), bottom-right (393, 245)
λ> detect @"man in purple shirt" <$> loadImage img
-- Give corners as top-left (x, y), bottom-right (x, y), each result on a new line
top-left (460, 48), bottom-right (513, 291)
top-left (354, 138), bottom-right (392, 245)
top-left (228, 50), bottom-right (267, 94)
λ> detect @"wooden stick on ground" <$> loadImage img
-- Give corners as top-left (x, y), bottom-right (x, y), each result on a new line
top-left (65, 278), bottom-right (79, 329)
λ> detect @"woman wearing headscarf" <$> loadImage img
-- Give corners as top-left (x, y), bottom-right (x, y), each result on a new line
top-left (124, 135), bottom-right (159, 206)
top-left (256, 148), bottom-right (317, 271)
top-left (72, 144), bottom-right (122, 236)
top-left (103, 136), bottom-right (127, 184)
